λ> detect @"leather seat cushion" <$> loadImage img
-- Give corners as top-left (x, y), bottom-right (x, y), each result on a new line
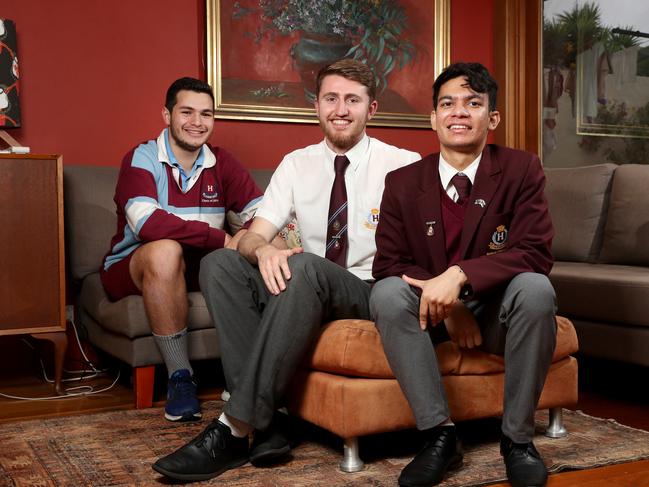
top-left (306, 317), bottom-right (577, 379)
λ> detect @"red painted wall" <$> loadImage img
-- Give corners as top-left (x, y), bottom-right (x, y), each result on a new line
top-left (3, 0), bottom-right (493, 169)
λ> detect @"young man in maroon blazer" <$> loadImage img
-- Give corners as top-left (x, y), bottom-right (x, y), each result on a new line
top-left (371, 62), bottom-right (556, 487)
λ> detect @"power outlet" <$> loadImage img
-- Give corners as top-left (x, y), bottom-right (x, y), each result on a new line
top-left (66, 305), bottom-right (74, 323)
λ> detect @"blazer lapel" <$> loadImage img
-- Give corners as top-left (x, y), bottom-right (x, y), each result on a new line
top-left (460, 146), bottom-right (502, 257)
top-left (416, 154), bottom-right (447, 273)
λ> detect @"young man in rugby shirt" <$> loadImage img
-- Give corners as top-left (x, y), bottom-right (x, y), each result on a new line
top-left (100, 77), bottom-right (263, 422)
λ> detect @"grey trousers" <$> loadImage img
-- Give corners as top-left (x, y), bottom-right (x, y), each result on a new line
top-left (199, 249), bottom-right (371, 431)
top-left (370, 273), bottom-right (557, 443)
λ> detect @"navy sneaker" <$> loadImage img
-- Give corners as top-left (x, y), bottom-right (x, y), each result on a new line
top-left (164, 369), bottom-right (202, 422)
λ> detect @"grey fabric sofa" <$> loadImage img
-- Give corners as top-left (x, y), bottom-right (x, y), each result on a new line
top-left (544, 163), bottom-right (649, 367)
top-left (64, 165), bottom-right (272, 407)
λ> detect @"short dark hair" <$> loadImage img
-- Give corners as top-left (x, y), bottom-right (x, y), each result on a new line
top-left (432, 62), bottom-right (498, 111)
top-left (165, 77), bottom-right (214, 112)
top-left (316, 59), bottom-right (376, 102)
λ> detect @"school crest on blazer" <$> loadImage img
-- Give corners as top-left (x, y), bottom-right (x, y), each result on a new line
top-left (488, 224), bottom-right (509, 253)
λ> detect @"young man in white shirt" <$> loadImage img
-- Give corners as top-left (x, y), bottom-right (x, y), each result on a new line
top-left (153, 59), bottom-right (420, 481)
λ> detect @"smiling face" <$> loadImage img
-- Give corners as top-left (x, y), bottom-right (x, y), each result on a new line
top-left (315, 74), bottom-right (378, 153)
top-left (162, 90), bottom-right (215, 155)
top-left (431, 76), bottom-right (500, 165)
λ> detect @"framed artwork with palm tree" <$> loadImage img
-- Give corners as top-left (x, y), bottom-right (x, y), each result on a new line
top-left (544, 0), bottom-right (649, 142)
top-left (206, 0), bottom-right (450, 127)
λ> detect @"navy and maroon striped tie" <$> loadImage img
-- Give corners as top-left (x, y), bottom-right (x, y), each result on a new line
top-left (325, 155), bottom-right (349, 266)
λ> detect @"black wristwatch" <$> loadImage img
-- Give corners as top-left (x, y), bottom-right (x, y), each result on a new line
top-left (460, 283), bottom-right (474, 302)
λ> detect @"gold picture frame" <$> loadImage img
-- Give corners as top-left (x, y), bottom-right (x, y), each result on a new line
top-left (574, 16), bottom-right (649, 138)
top-left (206, 0), bottom-right (450, 128)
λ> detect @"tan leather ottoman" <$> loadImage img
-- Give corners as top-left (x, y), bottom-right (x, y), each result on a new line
top-left (287, 316), bottom-right (578, 471)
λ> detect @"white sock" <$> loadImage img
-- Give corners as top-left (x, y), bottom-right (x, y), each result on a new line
top-left (440, 418), bottom-right (454, 427)
top-left (218, 413), bottom-right (252, 438)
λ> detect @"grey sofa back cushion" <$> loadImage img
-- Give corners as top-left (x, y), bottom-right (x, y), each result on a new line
top-left (599, 164), bottom-right (649, 265)
top-left (63, 164), bottom-right (275, 282)
top-left (64, 165), bottom-right (119, 281)
top-left (251, 169), bottom-right (273, 191)
top-left (544, 163), bottom-right (616, 263)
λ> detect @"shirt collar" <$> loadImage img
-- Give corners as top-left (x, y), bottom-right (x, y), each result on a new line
top-left (438, 152), bottom-right (482, 191)
top-left (323, 133), bottom-right (370, 172)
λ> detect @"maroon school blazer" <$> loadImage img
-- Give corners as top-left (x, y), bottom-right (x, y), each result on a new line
top-left (373, 144), bottom-right (554, 298)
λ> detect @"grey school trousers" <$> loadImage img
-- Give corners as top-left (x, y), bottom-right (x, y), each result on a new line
top-left (199, 249), bottom-right (371, 431)
top-left (370, 273), bottom-right (557, 443)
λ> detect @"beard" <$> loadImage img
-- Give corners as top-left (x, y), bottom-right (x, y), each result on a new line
top-left (319, 119), bottom-right (365, 152)
top-left (169, 124), bottom-right (205, 152)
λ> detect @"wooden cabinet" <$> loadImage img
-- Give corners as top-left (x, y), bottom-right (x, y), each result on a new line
top-left (0, 154), bottom-right (67, 393)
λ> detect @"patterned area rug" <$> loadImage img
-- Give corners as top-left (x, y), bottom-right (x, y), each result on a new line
top-left (1, 401), bottom-right (649, 486)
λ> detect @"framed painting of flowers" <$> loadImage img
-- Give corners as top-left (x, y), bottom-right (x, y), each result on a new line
top-left (207, 0), bottom-right (450, 127)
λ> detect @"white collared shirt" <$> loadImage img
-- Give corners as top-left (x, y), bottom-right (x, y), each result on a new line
top-left (438, 153), bottom-right (481, 201)
top-left (256, 135), bottom-right (420, 280)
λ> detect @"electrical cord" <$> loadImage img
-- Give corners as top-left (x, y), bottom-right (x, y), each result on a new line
top-left (21, 338), bottom-right (101, 383)
top-left (64, 311), bottom-right (105, 373)
top-left (0, 371), bottom-right (121, 401)
top-left (0, 313), bottom-right (121, 401)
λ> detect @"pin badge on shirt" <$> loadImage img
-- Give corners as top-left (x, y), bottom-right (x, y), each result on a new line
top-left (474, 199), bottom-right (486, 208)
top-left (425, 221), bottom-right (436, 236)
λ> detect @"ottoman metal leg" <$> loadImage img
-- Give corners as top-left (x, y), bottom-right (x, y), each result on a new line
top-left (340, 437), bottom-right (364, 472)
top-left (545, 407), bottom-right (568, 438)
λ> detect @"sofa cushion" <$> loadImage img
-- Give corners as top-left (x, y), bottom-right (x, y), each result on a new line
top-left (64, 165), bottom-right (119, 281)
top-left (544, 164), bottom-right (616, 263)
top-left (598, 164), bottom-right (649, 265)
top-left (64, 166), bottom-right (289, 282)
top-left (550, 261), bottom-right (649, 328)
top-left (79, 273), bottom-right (213, 338)
top-left (305, 320), bottom-right (397, 378)
top-left (569, 319), bottom-right (649, 367)
top-left (251, 169), bottom-right (273, 190)
top-left (451, 316), bottom-right (577, 374)
top-left (306, 317), bottom-right (577, 379)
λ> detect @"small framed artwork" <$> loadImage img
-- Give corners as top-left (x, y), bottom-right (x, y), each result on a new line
top-left (0, 19), bottom-right (21, 128)
top-left (206, 0), bottom-right (450, 127)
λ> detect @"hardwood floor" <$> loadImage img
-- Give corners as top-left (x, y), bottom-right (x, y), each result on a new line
top-left (0, 335), bottom-right (224, 422)
top-left (1, 335), bottom-right (648, 485)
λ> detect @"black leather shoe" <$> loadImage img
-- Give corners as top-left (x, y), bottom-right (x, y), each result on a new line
top-left (398, 425), bottom-right (463, 486)
top-left (250, 414), bottom-right (291, 466)
top-left (500, 436), bottom-right (548, 487)
top-left (152, 420), bottom-right (249, 481)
